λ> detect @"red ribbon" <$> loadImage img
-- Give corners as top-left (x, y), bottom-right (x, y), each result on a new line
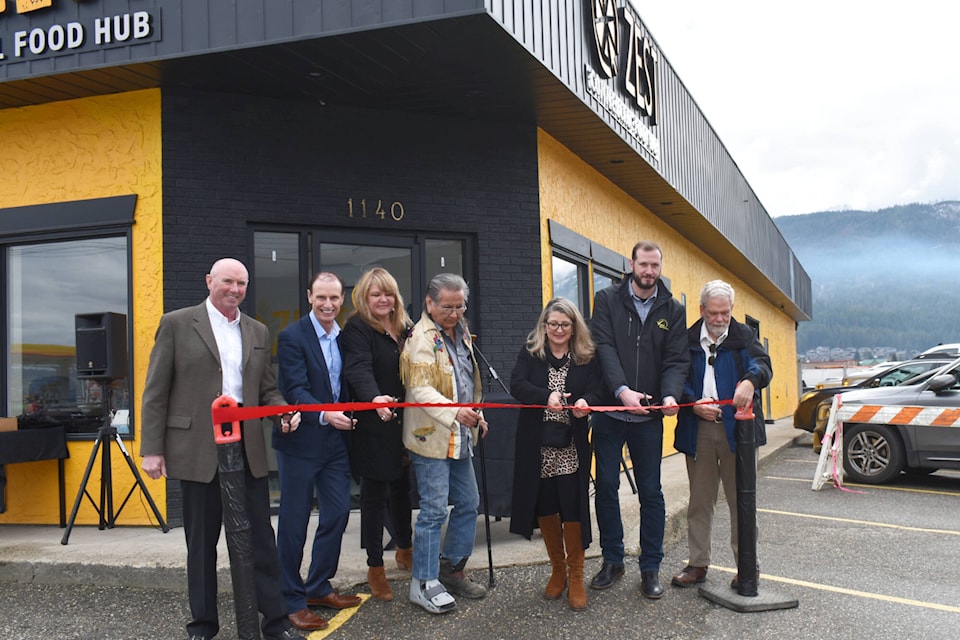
top-left (211, 398), bottom-right (735, 425)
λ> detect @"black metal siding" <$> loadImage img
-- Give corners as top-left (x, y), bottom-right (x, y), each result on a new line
top-left (0, 0), bottom-right (486, 80)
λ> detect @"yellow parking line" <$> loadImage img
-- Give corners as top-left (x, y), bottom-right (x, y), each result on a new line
top-left (766, 474), bottom-right (960, 497)
top-left (757, 507), bottom-right (960, 536)
top-left (710, 566), bottom-right (960, 613)
top-left (765, 475), bottom-right (820, 482)
top-left (303, 593), bottom-right (371, 639)
top-left (837, 482), bottom-right (960, 497)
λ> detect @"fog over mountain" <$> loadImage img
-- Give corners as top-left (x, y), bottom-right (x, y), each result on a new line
top-left (774, 201), bottom-right (960, 356)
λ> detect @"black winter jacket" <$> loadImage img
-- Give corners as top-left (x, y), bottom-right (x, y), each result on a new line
top-left (590, 276), bottom-right (690, 418)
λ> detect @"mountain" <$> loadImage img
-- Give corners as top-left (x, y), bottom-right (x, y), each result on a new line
top-left (774, 201), bottom-right (960, 359)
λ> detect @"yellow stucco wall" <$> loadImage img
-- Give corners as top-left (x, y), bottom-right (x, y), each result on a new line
top-left (0, 90), bottom-right (164, 525)
top-left (537, 130), bottom-right (798, 455)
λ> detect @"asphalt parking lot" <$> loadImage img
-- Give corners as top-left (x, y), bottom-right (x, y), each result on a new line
top-left (317, 436), bottom-right (960, 640)
top-left (2, 435), bottom-right (958, 639)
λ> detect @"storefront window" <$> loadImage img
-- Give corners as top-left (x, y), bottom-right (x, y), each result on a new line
top-left (593, 269), bottom-right (622, 299)
top-left (6, 236), bottom-right (129, 437)
top-left (552, 254), bottom-right (581, 305)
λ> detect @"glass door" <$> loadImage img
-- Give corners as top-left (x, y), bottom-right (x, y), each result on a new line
top-left (252, 227), bottom-right (469, 507)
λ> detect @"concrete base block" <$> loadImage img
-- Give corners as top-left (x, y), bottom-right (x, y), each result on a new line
top-left (699, 582), bottom-right (799, 612)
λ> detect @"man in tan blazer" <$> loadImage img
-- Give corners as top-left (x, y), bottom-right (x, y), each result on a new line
top-left (140, 257), bottom-right (302, 640)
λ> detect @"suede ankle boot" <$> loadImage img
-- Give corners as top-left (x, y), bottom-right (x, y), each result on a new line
top-left (538, 514), bottom-right (566, 599)
top-left (368, 565), bottom-right (394, 601)
top-left (395, 546), bottom-right (413, 571)
top-left (562, 522), bottom-right (587, 610)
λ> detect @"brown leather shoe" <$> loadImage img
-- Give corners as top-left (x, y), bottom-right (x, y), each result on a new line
top-left (671, 565), bottom-right (708, 588)
top-left (307, 591), bottom-right (362, 609)
top-left (288, 608), bottom-right (328, 631)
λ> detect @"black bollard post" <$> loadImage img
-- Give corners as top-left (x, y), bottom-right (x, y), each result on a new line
top-left (212, 396), bottom-right (261, 640)
top-left (733, 401), bottom-right (758, 597)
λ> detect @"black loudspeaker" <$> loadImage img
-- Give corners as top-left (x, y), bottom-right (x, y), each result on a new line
top-left (75, 312), bottom-right (127, 379)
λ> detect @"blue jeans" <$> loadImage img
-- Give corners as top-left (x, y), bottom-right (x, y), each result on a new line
top-left (592, 411), bottom-right (665, 571)
top-left (409, 451), bottom-right (480, 581)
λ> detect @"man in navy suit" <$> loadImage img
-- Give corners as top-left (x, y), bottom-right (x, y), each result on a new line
top-left (275, 272), bottom-right (361, 632)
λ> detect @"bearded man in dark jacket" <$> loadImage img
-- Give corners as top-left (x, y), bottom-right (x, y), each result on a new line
top-left (589, 241), bottom-right (690, 599)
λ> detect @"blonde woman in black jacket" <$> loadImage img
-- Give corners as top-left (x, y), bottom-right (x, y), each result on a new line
top-left (341, 268), bottom-right (414, 602)
top-left (508, 297), bottom-right (602, 610)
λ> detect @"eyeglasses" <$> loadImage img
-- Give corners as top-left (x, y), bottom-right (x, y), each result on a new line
top-left (438, 304), bottom-right (467, 315)
top-left (708, 342), bottom-right (717, 366)
top-left (545, 321), bottom-right (573, 331)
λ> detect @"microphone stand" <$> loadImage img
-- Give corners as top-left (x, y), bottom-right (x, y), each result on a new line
top-left (471, 343), bottom-right (506, 589)
top-left (473, 344), bottom-right (510, 396)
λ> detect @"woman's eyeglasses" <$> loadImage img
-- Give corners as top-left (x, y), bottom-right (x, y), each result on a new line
top-left (545, 321), bottom-right (573, 331)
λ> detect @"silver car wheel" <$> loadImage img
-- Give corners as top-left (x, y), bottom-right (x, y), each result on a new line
top-left (843, 423), bottom-right (905, 484)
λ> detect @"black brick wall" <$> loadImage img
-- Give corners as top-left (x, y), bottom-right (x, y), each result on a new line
top-left (161, 87), bottom-right (542, 391)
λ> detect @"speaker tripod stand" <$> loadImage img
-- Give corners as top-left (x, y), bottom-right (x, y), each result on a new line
top-left (61, 384), bottom-right (168, 545)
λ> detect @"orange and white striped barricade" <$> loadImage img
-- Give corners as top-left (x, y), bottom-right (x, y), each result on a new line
top-left (813, 395), bottom-right (960, 490)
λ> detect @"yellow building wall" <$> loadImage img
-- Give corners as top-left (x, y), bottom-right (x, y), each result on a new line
top-left (537, 130), bottom-right (798, 456)
top-left (0, 90), bottom-right (164, 525)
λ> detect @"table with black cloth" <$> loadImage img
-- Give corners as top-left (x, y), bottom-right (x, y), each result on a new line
top-left (0, 426), bottom-right (69, 525)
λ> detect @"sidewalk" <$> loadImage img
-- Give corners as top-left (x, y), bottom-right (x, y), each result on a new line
top-left (0, 418), bottom-right (800, 593)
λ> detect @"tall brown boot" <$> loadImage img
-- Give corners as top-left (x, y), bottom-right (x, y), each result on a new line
top-left (395, 546), bottom-right (413, 571)
top-left (538, 515), bottom-right (566, 599)
top-left (562, 522), bottom-right (587, 610)
top-left (368, 565), bottom-right (394, 601)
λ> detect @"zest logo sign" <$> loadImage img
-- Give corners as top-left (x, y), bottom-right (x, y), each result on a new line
top-left (588, 0), bottom-right (658, 124)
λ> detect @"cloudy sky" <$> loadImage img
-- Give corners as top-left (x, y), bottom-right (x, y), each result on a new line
top-left (636, 1), bottom-right (960, 217)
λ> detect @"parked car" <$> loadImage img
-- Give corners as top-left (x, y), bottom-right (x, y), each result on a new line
top-left (794, 358), bottom-right (952, 434)
top-left (834, 356), bottom-right (960, 484)
top-left (841, 361), bottom-right (901, 386)
top-left (917, 343), bottom-right (960, 359)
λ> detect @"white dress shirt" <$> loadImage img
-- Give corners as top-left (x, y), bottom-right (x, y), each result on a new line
top-left (206, 297), bottom-right (244, 404)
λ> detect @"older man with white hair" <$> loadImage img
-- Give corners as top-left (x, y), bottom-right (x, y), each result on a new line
top-left (670, 279), bottom-right (772, 591)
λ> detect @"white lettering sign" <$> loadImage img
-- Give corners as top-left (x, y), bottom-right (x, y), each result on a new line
top-left (585, 66), bottom-right (661, 160)
top-left (2, 10), bottom-right (155, 62)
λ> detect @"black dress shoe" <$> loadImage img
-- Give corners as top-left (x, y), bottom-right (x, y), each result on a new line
top-left (641, 570), bottom-right (664, 599)
top-left (589, 562), bottom-right (624, 590)
top-left (264, 628), bottom-right (304, 640)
